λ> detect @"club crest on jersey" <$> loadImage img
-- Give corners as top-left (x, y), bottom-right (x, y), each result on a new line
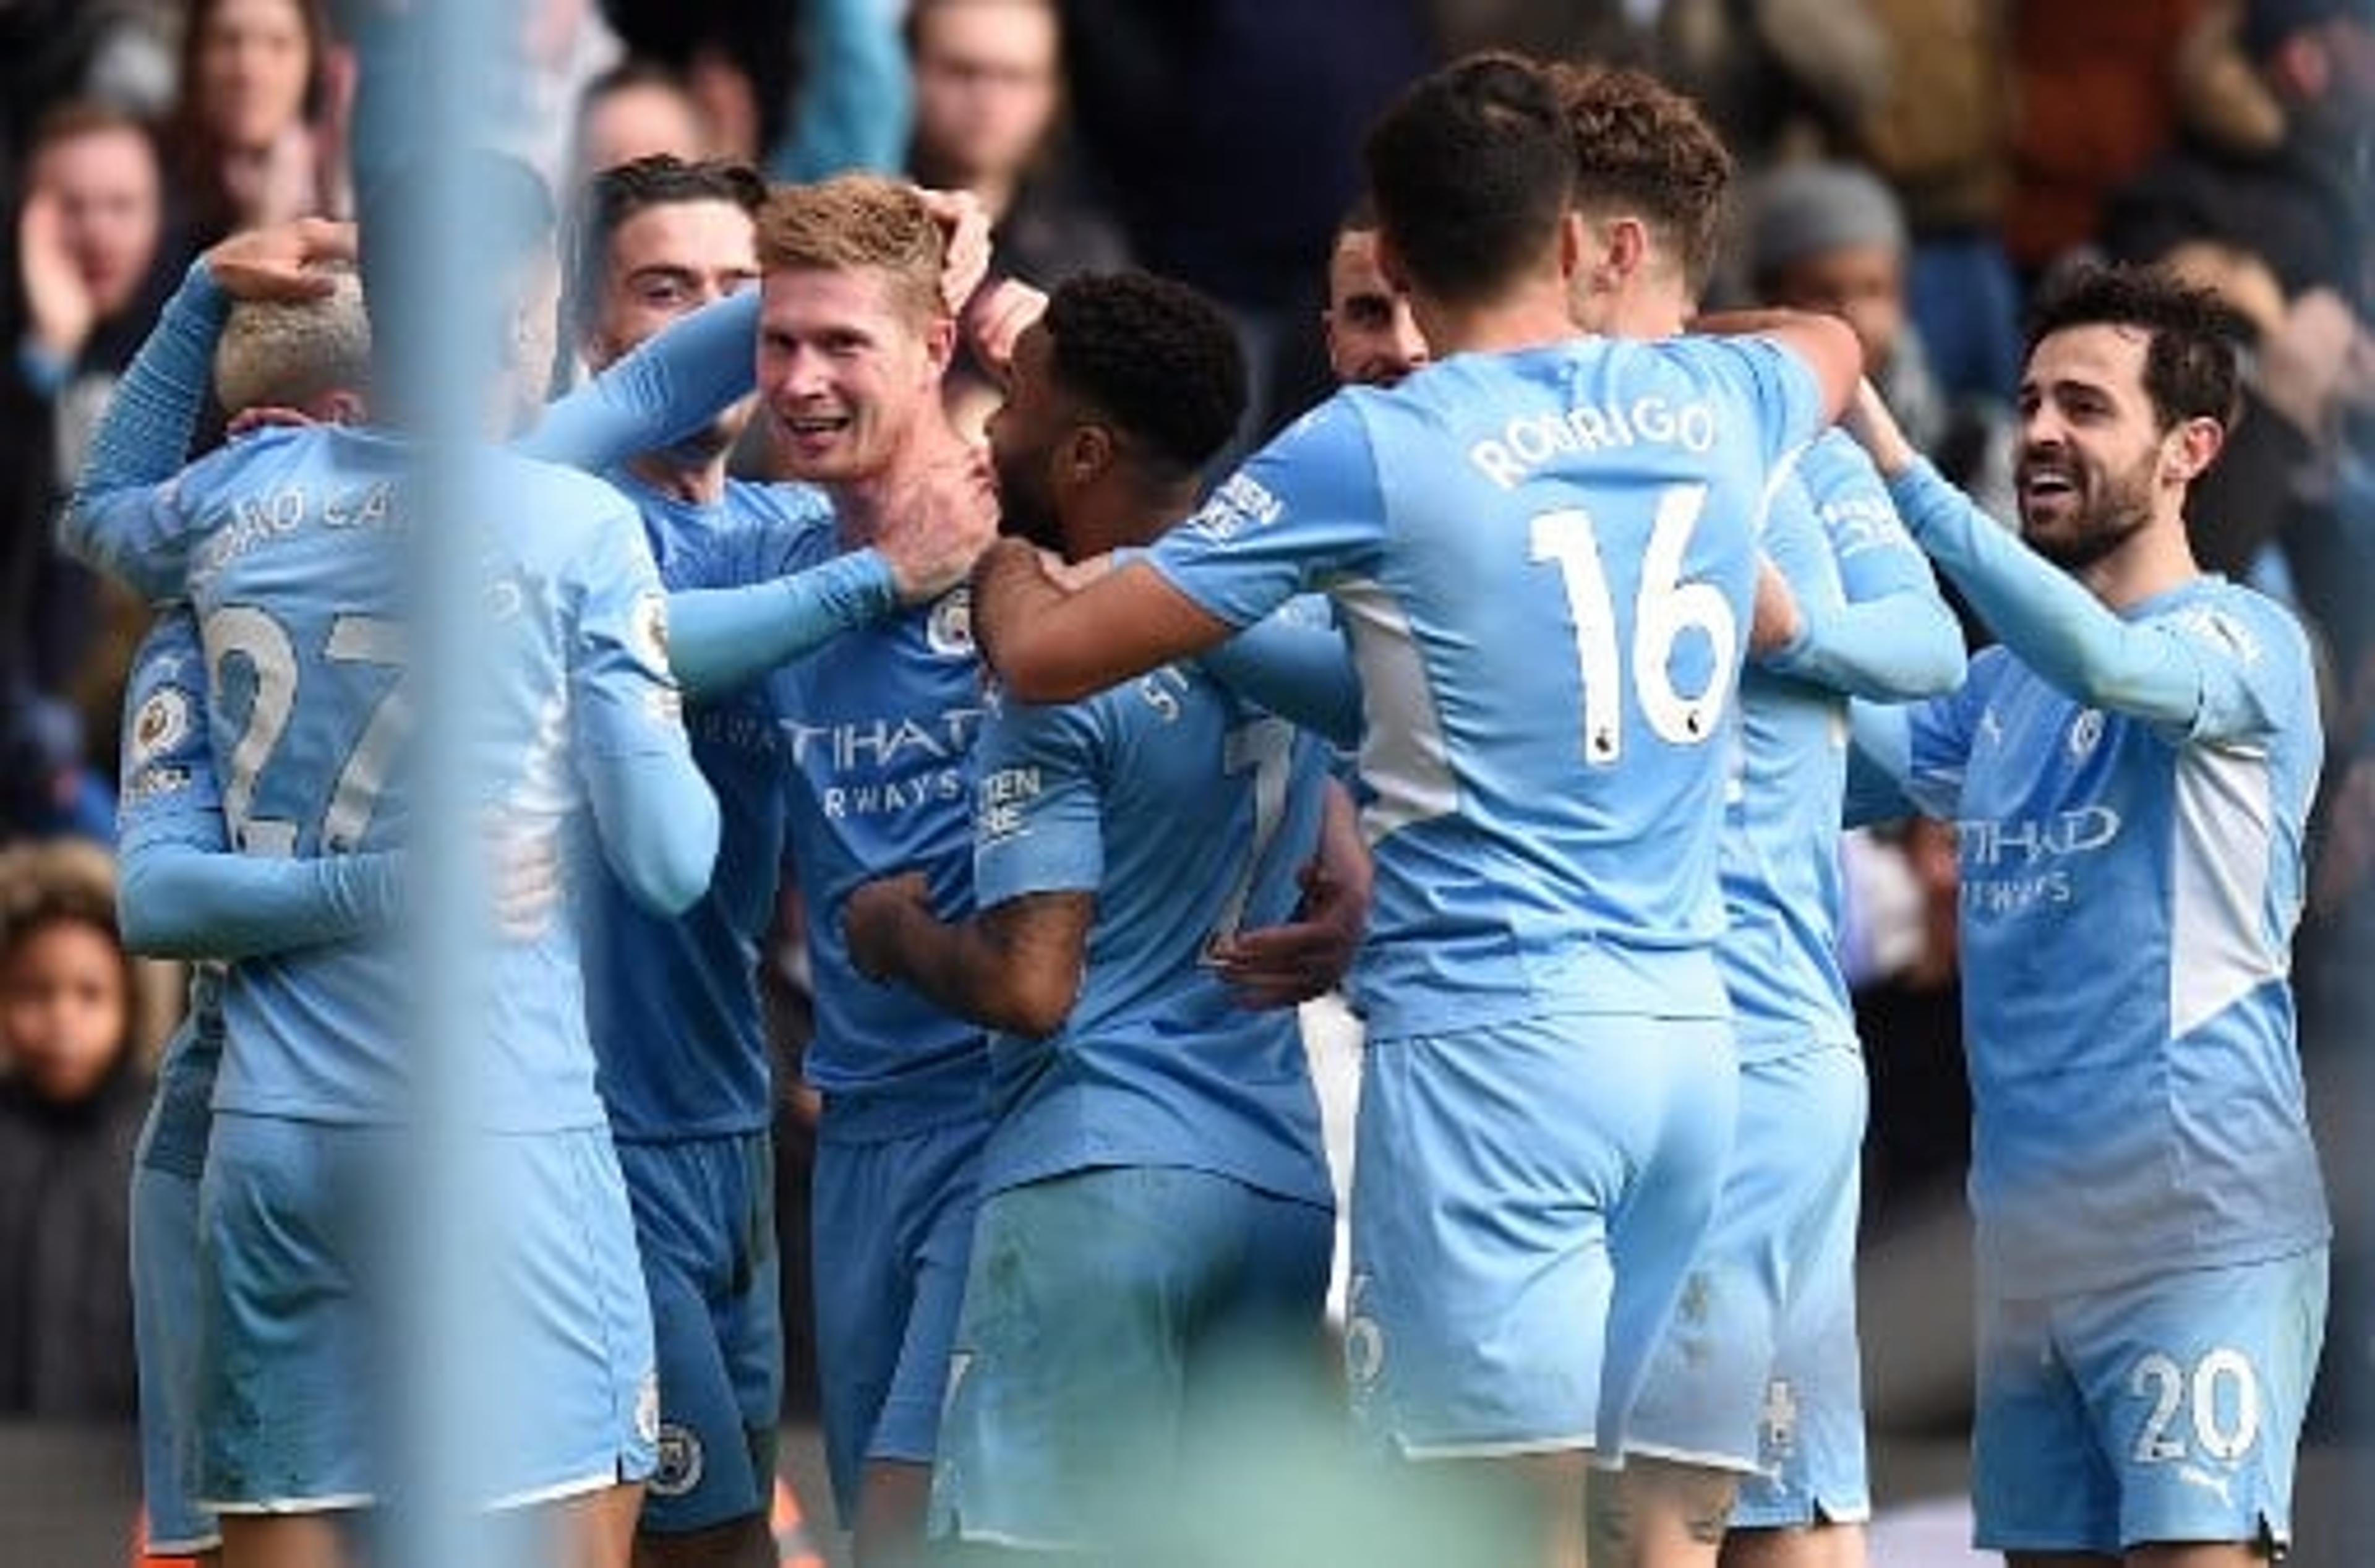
top-left (2068, 708), bottom-right (2105, 760)
top-left (650, 1421), bottom-right (703, 1497)
top-left (926, 588), bottom-right (974, 658)
top-left (630, 592), bottom-right (672, 675)
top-left (129, 686), bottom-right (193, 771)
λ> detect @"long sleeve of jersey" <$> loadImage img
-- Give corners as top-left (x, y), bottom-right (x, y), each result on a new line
top-left (584, 748), bottom-right (721, 917)
top-left (1889, 458), bottom-right (2255, 739)
top-left (1198, 605), bottom-right (1364, 749)
top-left (667, 550), bottom-right (899, 698)
top-left (56, 262), bottom-right (229, 596)
top-left (118, 842), bottom-right (403, 961)
top-left (1769, 548), bottom-right (1967, 701)
top-left (517, 289), bottom-right (761, 471)
top-left (1842, 700), bottom-right (1920, 827)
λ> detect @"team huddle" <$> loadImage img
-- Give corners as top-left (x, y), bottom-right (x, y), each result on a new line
top-left (68, 45), bottom-right (2326, 1568)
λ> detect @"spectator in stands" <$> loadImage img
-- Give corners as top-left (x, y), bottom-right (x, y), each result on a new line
top-left (907, 0), bottom-right (1128, 436)
top-left (569, 59), bottom-right (711, 188)
top-left (0, 838), bottom-right (153, 1418)
top-left (1748, 160), bottom-right (2017, 523)
top-left (3, 102), bottom-right (173, 766)
top-left (168, 0), bottom-right (348, 252)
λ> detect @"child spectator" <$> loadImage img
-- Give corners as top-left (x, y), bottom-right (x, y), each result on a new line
top-left (0, 838), bottom-right (156, 1417)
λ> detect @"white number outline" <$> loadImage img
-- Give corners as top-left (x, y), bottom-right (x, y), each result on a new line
top-left (2129, 1347), bottom-right (2264, 1466)
top-left (1528, 483), bottom-right (1739, 766)
top-left (1207, 715), bottom-right (1296, 948)
top-left (204, 605), bottom-right (407, 856)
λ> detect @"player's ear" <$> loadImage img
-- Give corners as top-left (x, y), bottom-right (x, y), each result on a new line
top-left (320, 389), bottom-right (367, 427)
top-left (923, 309), bottom-right (958, 379)
top-left (2162, 414), bottom-right (2225, 484)
top-left (1063, 421), bottom-right (1114, 485)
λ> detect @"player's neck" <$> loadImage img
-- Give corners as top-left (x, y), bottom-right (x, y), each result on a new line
top-left (1077, 474), bottom-right (1201, 557)
top-left (829, 417), bottom-right (971, 548)
top-left (1414, 276), bottom-right (1583, 358)
top-left (2082, 511), bottom-right (2204, 610)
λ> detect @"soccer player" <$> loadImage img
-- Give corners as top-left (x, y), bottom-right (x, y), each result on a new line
top-left (1842, 265), bottom-right (2329, 1568)
top-left (116, 269), bottom-right (398, 1568)
top-left (64, 160), bottom-right (720, 1568)
top-left (1539, 66), bottom-right (1966, 1568)
top-left (839, 270), bottom-right (1338, 1555)
top-left (1322, 195), bottom-right (1429, 391)
top-left (741, 174), bottom-right (999, 1568)
top-left (962, 53), bottom-right (1860, 1568)
top-left (560, 153), bottom-right (993, 1568)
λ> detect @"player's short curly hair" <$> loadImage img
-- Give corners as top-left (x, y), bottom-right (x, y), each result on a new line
top-left (1544, 62), bottom-right (1733, 294)
top-left (2022, 263), bottom-right (2248, 432)
top-left (565, 153), bottom-right (767, 338)
top-left (755, 174), bottom-right (946, 327)
top-left (1043, 272), bottom-right (1247, 476)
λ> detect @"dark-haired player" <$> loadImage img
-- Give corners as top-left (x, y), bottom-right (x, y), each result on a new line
top-left (962, 53), bottom-right (1859, 1567)
top-left (1845, 265), bottom-right (2329, 1567)
top-left (842, 269), bottom-right (1337, 1557)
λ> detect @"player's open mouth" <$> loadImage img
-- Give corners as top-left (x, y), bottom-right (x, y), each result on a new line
top-left (2019, 468), bottom-right (2076, 503)
top-left (784, 415), bottom-right (852, 437)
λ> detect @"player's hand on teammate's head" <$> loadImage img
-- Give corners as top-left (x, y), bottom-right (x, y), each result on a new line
top-left (880, 444), bottom-right (999, 604)
top-left (917, 186), bottom-right (993, 317)
top-left (842, 870), bottom-right (933, 983)
top-left (1749, 557), bottom-right (1804, 659)
top-left (205, 217), bottom-right (357, 304)
top-left (965, 279), bottom-right (1048, 379)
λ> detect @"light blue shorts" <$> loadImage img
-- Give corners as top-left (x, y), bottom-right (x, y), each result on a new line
top-left (930, 1165), bottom-right (1333, 1551)
top-left (197, 1116), bottom-right (657, 1514)
top-left (1622, 1042), bottom-right (1870, 1528)
top-left (1346, 1013), bottom-right (1736, 1459)
top-left (619, 1131), bottom-right (782, 1534)
top-left (811, 1105), bottom-right (988, 1523)
top-left (133, 1161), bottom-right (216, 1554)
top-left (1973, 1247), bottom-right (2328, 1556)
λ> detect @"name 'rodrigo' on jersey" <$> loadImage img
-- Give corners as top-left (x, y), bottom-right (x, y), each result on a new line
top-left (1149, 336), bottom-right (1823, 1038)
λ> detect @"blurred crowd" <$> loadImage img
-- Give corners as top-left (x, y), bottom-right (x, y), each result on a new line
top-left (1, 0), bottom-right (2369, 1423)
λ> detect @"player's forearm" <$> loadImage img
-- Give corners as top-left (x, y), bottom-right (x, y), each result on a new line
top-left (878, 904), bottom-right (1079, 1040)
top-left (1842, 701), bottom-right (1920, 828)
top-left (1199, 612), bottom-right (1363, 748)
top-left (667, 551), bottom-right (899, 698)
top-left (58, 262), bottom-right (230, 592)
top-left (583, 750), bottom-right (721, 916)
top-left (1888, 460), bottom-right (2206, 727)
top-left (974, 547), bottom-right (1232, 705)
top-left (519, 290), bottom-right (760, 471)
top-left (117, 841), bottom-right (403, 960)
top-left (1771, 588), bottom-right (1966, 701)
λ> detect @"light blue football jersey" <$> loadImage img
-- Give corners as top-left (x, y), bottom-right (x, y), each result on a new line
top-left (117, 610), bottom-right (226, 1180)
top-left (584, 471), bottom-right (836, 1141)
top-left (771, 589), bottom-right (991, 1128)
top-left (1721, 430), bottom-right (1956, 1060)
top-left (1149, 336), bottom-right (1823, 1037)
top-left (125, 427), bottom-right (693, 1131)
top-left (1898, 576), bottom-right (2329, 1291)
top-left (968, 666), bottom-right (1335, 1207)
